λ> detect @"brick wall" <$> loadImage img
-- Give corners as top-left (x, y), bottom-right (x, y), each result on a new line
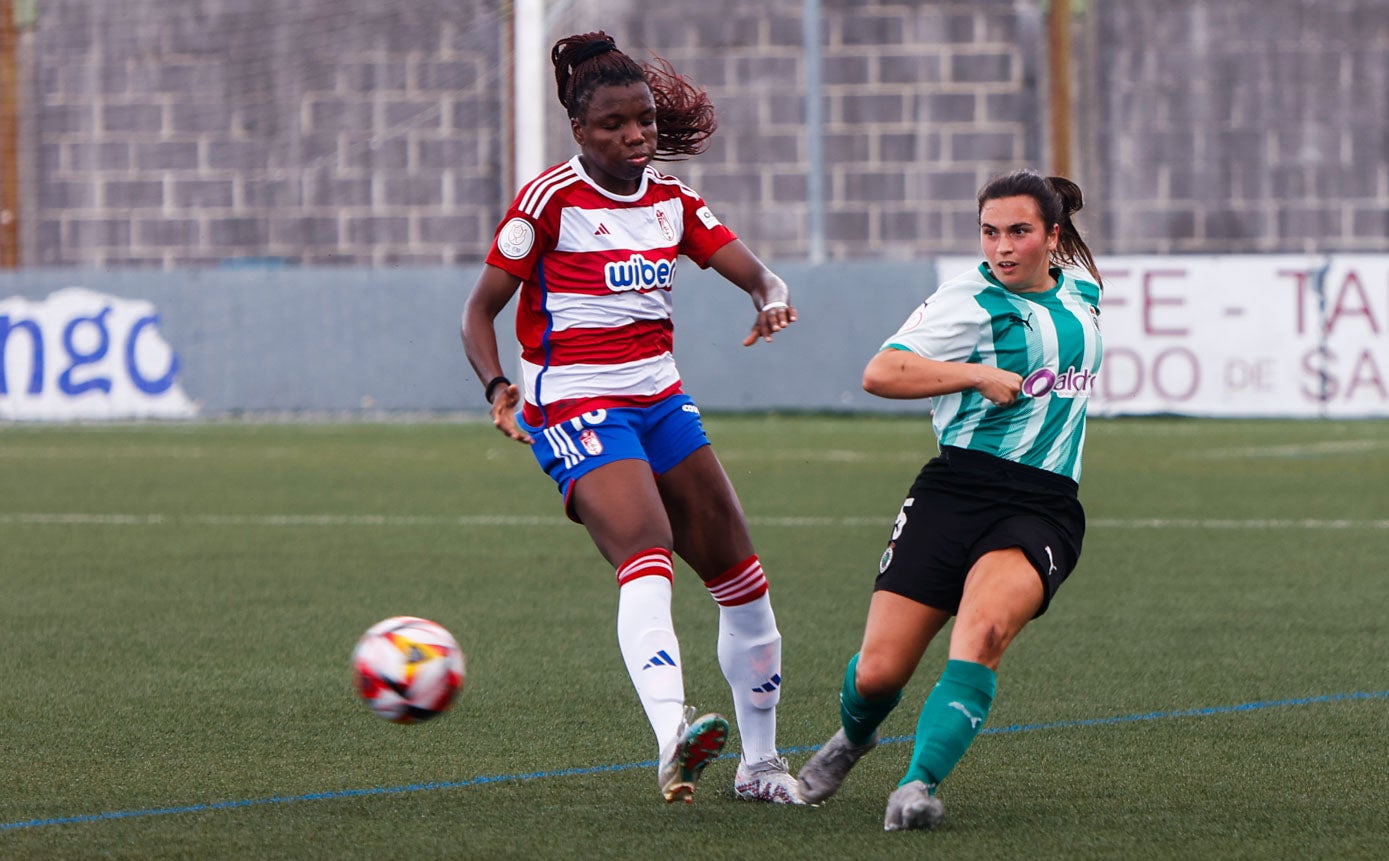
top-left (582, 0), bottom-right (1044, 261)
top-left (18, 0), bottom-right (1389, 268)
top-left (1080, 0), bottom-right (1389, 253)
top-left (32, 0), bottom-right (503, 267)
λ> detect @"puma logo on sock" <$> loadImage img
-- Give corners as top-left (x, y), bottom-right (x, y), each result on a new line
top-left (948, 700), bottom-right (983, 728)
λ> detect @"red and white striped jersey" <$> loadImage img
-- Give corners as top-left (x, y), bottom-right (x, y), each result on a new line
top-left (485, 156), bottom-right (737, 428)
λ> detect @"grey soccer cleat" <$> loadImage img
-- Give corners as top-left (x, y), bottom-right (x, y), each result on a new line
top-left (883, 779), bottom-right (944, 831)
top-left (657, 706), bottom-right (729, 804)
top-left (796, 728), bottom-right (878, 804)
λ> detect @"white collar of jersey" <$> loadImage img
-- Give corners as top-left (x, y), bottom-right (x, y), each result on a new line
top-left (569, 154), bottom-right (650, 203)
top-left (978, 261), bottom-right (1065, 295)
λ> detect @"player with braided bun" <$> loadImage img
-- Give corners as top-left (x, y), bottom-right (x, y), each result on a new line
top-left (797, 169), bottom-right (1104, 830)
top-left (552, 34), bottom-right (718, 159)
top-left (462, 31), bottom-right (802, 805)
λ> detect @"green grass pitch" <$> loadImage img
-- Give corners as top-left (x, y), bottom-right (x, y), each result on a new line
top-left (1, 416), bottom-right (1386, 859)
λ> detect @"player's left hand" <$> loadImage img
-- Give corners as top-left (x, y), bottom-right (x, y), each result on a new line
top-left (743, 302), bottom-right (797, 346)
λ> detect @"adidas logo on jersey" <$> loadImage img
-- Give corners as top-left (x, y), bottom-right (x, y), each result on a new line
top-left (594, 223), bottom-right (611, 236)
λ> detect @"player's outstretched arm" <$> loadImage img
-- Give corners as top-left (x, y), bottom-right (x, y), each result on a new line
top-left (706, 240), bottom-right (797, 346)
top-left (863, 348), bottom-right (1023, 406)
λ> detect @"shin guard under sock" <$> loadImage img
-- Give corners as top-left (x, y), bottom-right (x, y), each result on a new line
top-left (839, 652), bottom-right (902, 746)
top-left (901, 659), bottom-right (997, 790)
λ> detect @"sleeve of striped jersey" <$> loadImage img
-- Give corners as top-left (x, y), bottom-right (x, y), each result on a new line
top-left (881, 289), bottom-right (985, 361)
top-left (677, 195), bottom-right (737, 267)
top-left (483, 204), bottom-right (553, 281)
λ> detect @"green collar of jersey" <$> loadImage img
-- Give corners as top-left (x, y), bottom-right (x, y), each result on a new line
top-left (977, 262), bottom-right (1065, 297)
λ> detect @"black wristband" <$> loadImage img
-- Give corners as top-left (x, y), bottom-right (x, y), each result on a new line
top-left (484, 375), bottom-right (511, 404)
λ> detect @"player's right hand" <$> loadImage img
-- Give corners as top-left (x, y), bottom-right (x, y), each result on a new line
top-left (975, 367), bottom-right (1023, 407)
top-left (489, 384), bottom-right (533, 444)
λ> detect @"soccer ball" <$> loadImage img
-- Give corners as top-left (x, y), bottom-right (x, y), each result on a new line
top-left (352, 615), bottom-right (466, 723)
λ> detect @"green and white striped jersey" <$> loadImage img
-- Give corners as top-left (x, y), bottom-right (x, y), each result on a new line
top-left (883, 262), bottom-right (1103, 482)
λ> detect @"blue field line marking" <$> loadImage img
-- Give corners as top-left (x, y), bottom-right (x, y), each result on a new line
top-left (4, 689), bottom-right (1385, 833)
top-left (974, 689), bottom-right (1389, 737)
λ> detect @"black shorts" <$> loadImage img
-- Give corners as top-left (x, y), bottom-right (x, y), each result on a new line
top-left (873, 446), bottom-right (1086, 617)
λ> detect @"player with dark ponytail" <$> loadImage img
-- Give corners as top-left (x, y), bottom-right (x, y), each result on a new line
top-left (797, 169), bottom-right (1104, 830)
top-left (463, 31), bottom-right (802, 806)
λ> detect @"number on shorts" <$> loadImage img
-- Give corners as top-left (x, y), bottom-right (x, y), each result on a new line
top-left (891, 497), bottom-right (915, 541)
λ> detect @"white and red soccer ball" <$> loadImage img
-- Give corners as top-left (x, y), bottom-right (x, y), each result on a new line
top-left (352, 616), bottom-right (465, 723)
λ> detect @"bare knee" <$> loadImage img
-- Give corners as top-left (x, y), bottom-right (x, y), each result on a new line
top-left (948, 617), bottom-right (1013, 669)
top-left (853, 651), bottom-right (914, 700)
top-left (949, 549), bottom-right (1042, 668)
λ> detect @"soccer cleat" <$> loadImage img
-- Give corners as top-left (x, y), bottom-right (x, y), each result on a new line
top-left (734, 755), bottom-right (806, 804)
top-left (883, 780), bottom-right (944, 831)
top-left (796, 728), bottom-right (878, 804)
top-left (657, 706), bottom-right (729, 804)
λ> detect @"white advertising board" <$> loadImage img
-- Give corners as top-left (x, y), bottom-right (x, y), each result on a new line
top-left (2, 260), bottom-right (1385, 420)
top-left (936, 255), bottom-right (1389, 418)
top-left (0, 287), bottom-right (197, 420)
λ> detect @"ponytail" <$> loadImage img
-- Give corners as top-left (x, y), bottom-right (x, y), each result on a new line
top-left (1045, 175), bottom-right (1102, 289)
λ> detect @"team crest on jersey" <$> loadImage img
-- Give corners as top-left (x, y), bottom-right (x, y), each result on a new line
top-left (497, 217), bottom-right (535, 259)
top-left (579, 428), bottom-right (603, 456)
top-left (896, 305), bottom-right (926, 336)
top-left (655, 209), bottom-right (676, 242)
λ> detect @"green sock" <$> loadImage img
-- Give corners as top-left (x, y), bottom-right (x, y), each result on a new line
top-left (838, 652), bottom-right (902, 745)
top-left (900, 659), bottom-right (997, 790)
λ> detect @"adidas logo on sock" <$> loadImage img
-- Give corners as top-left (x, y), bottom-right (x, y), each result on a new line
top-left (752, 673), bottom-right (782, 693)
top-left (642, 649), bottom-right (677, 670)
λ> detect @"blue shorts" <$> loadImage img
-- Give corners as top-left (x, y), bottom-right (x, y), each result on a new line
top-left (520, 393), bottom-right (711, 522)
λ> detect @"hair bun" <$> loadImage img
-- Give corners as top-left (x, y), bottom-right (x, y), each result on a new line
top-left (1047, 175), bottom-right (1084, 215)
top-left (569, 36), bottom-right (618, 69)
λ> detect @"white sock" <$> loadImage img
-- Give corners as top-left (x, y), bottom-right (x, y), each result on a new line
top-left (615, 549), bottom-right (685, 751)
top-left (707, 557), bottom-right (781, 765)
